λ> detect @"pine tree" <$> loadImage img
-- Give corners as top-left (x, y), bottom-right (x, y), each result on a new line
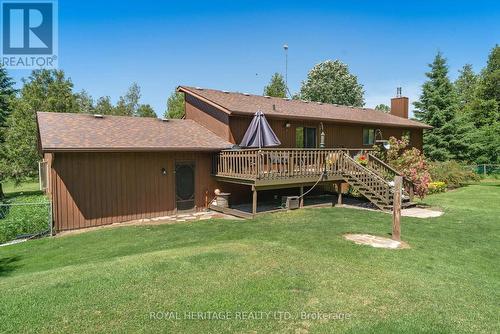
top-left (455, 64), bottom-right (478, 108)
top-left (0, 66), bottom-right (16, 198)
top-left (464, 45), bottom-right (500, 163)
top-left (263, 73), bottom-right (287, 98)
top-left (413, 52), bottom-right (468, 161)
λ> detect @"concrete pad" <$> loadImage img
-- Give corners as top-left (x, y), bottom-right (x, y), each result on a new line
top-left (344, 234), bottom-right (409, 249)
top-left (401, 207), bottom-right (443, 218)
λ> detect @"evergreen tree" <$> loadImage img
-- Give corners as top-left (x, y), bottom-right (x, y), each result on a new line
top-left (263, 73), bottom-right (287, 98)
top-left (0, 66), bottom-right (16, 132)
top-left (413, 52), bottom-right (469, 161)
top-left (0, 66), bottom-right (16, 198)
top-left (165, 91), bottom-right (184, 119)
top-left (464, 46), bottom-right (500, 163)
top-left (299, 60), bottom-right (365, 106)
top-left (455, 64), bottom-right (478, 108)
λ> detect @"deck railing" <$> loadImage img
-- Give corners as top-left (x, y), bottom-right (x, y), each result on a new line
top-left (214, 148), bottom-right (373, 181)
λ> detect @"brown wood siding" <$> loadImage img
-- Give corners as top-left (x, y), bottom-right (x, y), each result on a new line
top-left (229, 116), bottom-right (423, 151)
top-left (50, 151), bottom-right (218, 231)
top-left (184, 94), bottom-right (232, 142)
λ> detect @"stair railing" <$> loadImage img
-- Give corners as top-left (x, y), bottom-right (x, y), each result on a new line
top-left (367, 153), bottom-right (414, 201)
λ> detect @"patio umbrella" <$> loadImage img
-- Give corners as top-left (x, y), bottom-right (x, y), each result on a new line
top-left (239, 110), bottom-right (281, 148)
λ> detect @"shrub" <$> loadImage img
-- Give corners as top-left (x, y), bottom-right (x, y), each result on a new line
top-left (428, 161), bottom-right (480, 188)
top-left (373, 136), bottom-right (431, 199)
top-left (428, 181), bottom-right (447, 194)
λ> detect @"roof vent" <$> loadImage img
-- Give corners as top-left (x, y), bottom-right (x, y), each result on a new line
top-left (243, 92), bottom-right (250, 96)
top-left (264, 95), bottom-right (271, 98)
top-left (272, 104), bottom-right (276, 111)
top-left (93, 114), bottom-right (104, 118)
top-left (160, 117), bottom-right (169, 122)
top-left (316, 102), bottom-right (323, 105)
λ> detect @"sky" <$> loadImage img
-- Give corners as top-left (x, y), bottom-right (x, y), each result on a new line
top-left (6, 0), bottom-right (500, 116)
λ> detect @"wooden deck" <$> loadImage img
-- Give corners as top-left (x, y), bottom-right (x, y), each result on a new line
top-left (213, 148), bottom-right (414, 213)
top-left (213, 148), bottom-right (370, 187)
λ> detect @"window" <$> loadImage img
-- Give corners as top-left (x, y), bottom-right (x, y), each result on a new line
top-left (296, 127), bottom-right (317, 148)
top-left (363, 128), bottom-right (375, 145)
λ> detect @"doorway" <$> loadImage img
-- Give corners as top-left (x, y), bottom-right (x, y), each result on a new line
top-left (175, 162), bottom-right (195, 211)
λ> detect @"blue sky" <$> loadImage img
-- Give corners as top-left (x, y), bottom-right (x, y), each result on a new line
top-left (7, 0), bottom-right (500, 116)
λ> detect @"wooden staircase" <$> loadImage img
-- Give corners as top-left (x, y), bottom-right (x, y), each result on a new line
top-left (338, 152), bottom-right (414, 211)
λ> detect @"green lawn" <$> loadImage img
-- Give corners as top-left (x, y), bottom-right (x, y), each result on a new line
top-left (1, 182), bottom-right (499, 333)
top-left (0, 180), bottom-right (49, 243)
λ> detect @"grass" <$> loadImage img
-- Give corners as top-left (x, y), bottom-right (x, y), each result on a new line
top-left (0, 181), bottom-right (499, 333)
top-left (0, 179), bottom-right (49, 243)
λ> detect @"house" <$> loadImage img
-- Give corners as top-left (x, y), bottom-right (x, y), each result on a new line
top-left (37, 87), bottom-right (431, 232)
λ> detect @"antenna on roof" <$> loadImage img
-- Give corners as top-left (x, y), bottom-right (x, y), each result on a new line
top-left (283, 43), bottom-right (292, 98)
top-left (396, 87), bottom-right (402, 98)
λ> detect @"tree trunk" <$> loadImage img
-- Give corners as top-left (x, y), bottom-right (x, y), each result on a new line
top-left (0, 183), bottom-right (4, 200)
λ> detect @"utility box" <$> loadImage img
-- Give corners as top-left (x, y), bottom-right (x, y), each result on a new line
top-left (282, 196), bottom-right (300, 210)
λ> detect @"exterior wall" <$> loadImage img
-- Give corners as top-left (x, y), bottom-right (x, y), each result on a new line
top-left (49, 151), bottom-right (218, 231)
top-left (184, 94), bottom-right (233, 142)
top-left (229, 116), bottom-right (423, 150)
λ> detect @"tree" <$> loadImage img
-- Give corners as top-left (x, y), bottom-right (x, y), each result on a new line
top-left (263, 73), bottom-right (287, 98)
top-left (375, 104), bottom-right (390, 112)
top-left (1, 98), bottom-right (40, 183)
top-left (20, 69), bottom-right (78, 113)
top-left (75, 90), bottom-right (94, 114)
top-left (413, 52), bottom-right (469, 161)
top-left (115, 83), bottom-right (141, 116)
top-left (165, 91), bottom-right (184, 119)
top-left (463, 46), bottom-right (500, 163)
top-left (455, 64), bottom-right (478, 108)
top-left (299, 60), bottom-right (365, 106)
top-left (137, 104), bottom-right (156, 117)
top-left (0, 66), bottom-right (16, 198)
top-left (94, 96), bottom-right (115, 115)
top-left (2, 70), bottom-right (78, 182)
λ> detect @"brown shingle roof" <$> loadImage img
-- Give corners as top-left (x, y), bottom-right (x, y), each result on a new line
top-left (178, 86), bottom-right (432, 129)
top-left (37, 112), bottom-right (233, 152)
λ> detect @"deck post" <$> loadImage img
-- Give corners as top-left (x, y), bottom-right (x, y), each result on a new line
top-left (337, 181), bottom-right (343, 205)
top-left (299, 186), bottom-right (304, 207)
top-left (252, 186), bottom-right (257, 216)
top-left (392, 176), bottom-right (402, 241)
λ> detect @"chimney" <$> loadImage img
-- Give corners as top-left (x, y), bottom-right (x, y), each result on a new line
top-left (390, 87), bottom-right (409, 118)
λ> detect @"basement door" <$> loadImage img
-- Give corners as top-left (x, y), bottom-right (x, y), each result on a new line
top-left (175, 161), bottom-right (195, 211)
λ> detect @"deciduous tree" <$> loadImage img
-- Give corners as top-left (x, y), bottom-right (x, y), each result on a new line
top-left (165, 91), bottom-right (184, 119)
top-left (299, 60), bottom-right (365, 106)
